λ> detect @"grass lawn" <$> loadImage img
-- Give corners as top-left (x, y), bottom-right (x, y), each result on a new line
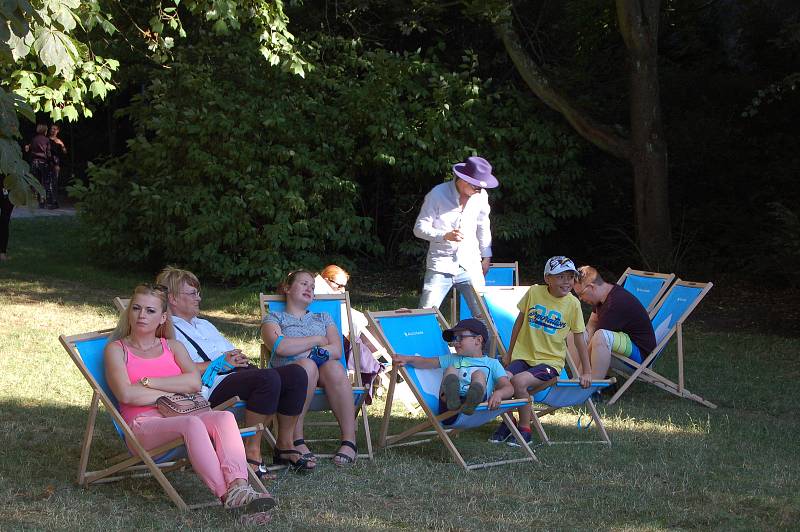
top-left (1, 216), bottom-right (798, 530)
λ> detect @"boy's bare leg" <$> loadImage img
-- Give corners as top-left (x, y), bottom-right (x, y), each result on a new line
top-left (511, 372), bottom-right (551, 429)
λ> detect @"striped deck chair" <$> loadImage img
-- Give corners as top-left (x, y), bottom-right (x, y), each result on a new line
top-left (617, 268), bottom-right (675, 313)
top-left (467, 285), bottom-right (615, 445)
top-left (259, 293), bottom-right (374, 460)
top-left (60, 330), bottom-right (267, 510)
top-left (367, 308), bottom-right (538, 470)
top-left (606, 280), bottom-right (716, 408)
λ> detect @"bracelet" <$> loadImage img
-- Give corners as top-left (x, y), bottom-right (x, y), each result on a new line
top-left (272, 335), bottom-right (285, 353)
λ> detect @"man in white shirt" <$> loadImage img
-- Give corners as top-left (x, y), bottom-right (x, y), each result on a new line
top-left (156, 266), bottom-right (314, 476)
top-left (413, 156), bottom-right (499, 316)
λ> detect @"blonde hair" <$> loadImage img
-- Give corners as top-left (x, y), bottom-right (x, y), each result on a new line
top-left (577, 266), bottom-right (604, 286)
top-left (156, 265), bottom-right (200, 303)
top-left (321, 264), bottom-right (349, 283)
top-left (110, 284), bottom-right (176, 342)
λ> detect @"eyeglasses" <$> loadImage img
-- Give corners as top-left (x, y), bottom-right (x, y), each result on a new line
top-left (326, 278), bottom-right (347, 291)
top-left (181, 289), bottom-right (201, 298)
top-left (451, 333), bottom-right (480, 342)
top-left (574, 284), bottom-right (591, 297)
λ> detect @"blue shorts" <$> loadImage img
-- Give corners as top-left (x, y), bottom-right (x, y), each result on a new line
top-left (598, 330), bottom-right (644, 363)
top-left (507, 360), bottom-right (559, 382)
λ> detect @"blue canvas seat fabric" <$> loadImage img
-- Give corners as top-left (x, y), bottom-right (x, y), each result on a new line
top-left (61, 330), bottom-right (266, 510)
top-left (368, 309), bottom-right (538, 470)
top-left (607, 280), bottom-right (716, 408)
top-left (260, 293), bottom-right (374, 459)
top-left (462, 285), bottom-right (614, 444)
top-left (617, 268), bottom-right (675, 313)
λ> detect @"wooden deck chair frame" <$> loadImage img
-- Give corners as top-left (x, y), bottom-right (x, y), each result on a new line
top-left (450, 261), bottom-right (519, 322)
top-left (112, 296), bottom-right (128, 313)
top-left (468, 284), bottom-right (615, 445)
top-left (606, 279), bottom-right (716, 408)
top-left (258, 292), bottom-right (374, 460)
top-left (367, 307), bottom-right (539, 470)
top-left (60, 329), bottom-right (268, 510)
top-left (617, 268), bottom-right (675, 313)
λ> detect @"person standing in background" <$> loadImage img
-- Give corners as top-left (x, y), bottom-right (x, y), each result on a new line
top-left (26, 125), bottom-right (51, 208)
top-left (413, 155), bottom-right (499, 319)
top-left (0, 186), bottom-right (12, 261)
top-left (47, 124), bottom-right (67, 209)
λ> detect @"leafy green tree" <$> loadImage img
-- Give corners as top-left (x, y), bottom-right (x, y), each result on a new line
top-left (72, 34), bottom-right (588, 282)
top-left (1, 0), bottom-right (307, 206)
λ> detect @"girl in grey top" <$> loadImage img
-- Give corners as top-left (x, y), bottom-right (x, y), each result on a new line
top-left (260, 270), bottom-right (359, 466)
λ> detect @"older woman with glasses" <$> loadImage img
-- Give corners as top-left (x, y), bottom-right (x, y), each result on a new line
top-left (156, 266), bottom-right (313, 475)
top-left (105, 284), bottom-right (274, 523)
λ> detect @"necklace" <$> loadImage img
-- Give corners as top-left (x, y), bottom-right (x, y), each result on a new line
top-left (126, 336), bottom-right (160, 351)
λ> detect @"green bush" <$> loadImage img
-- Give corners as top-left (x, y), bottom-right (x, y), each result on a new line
top-left (72, 34), bottom-right (589, 283)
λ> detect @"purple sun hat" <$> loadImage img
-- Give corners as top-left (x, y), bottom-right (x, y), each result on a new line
top-left (452, 156), bottom-right (499, 189)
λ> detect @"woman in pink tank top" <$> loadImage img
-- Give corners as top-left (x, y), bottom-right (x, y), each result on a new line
top-left (104, 284), bottom-right (274, 524)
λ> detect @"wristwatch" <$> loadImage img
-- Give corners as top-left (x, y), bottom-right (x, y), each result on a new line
top-left (140, 376), bottom-right (151, 388)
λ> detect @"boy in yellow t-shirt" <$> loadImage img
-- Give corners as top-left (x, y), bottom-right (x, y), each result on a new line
top-left (490, 256), bottom-right (592, 446)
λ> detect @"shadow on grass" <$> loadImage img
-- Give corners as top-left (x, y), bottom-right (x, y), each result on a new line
top-left (1, 390), bottom-right (798, 530)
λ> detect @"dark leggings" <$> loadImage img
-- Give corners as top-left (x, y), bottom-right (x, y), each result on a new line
top-left (0, 194), bottom-right (12, 253)
top-left (209, 364), bottom-right (308, 416)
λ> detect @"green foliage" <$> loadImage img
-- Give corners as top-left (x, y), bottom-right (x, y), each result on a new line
top-left (73, 34), bottom-right (588, 282)
top-left (1, 0), bottom-right (308, 206)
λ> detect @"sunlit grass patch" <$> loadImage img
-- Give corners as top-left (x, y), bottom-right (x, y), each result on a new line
top-left (1, 216), bottom-right (799, 529)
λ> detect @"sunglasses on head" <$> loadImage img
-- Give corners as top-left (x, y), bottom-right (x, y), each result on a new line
top-left (139, 283), bottom-right (168, 294)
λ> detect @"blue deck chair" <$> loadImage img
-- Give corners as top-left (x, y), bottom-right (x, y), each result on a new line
top-left (259, 293), bottom-right (373, 460)
top-left (452, 261), bottom-right (519, 322)
top-left (606, 280), bottom-right (716, 408)
top-left (617, 268), bottom-right (675, 313)
top-left (367, 308), bottom-right (538, 470)
top-left (468, 285), bottom-right (615, 445)
top-left (59, 330), bottom-right (266, 510)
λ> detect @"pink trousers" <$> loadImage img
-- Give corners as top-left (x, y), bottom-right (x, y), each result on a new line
top-left (130, 409), bottom-right (247, 498)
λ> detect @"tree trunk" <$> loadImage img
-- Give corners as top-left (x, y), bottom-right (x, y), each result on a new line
top-left (496, 0), bottom-right (673, 267)
top-left (619, 0), bottom-right (672, 268)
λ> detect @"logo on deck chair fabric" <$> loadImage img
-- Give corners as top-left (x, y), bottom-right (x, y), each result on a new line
top-left (404, 331), bottom-right (424, 337)
top-left (527, 305), bottom-right (566, 335)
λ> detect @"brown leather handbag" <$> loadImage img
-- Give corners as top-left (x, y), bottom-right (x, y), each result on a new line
top-left (156, 393), bottom-right (211, 417)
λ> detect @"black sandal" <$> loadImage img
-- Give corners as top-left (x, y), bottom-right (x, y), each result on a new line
top-left (247, 458), bottom-right (278, 480)
top-left (333, 440), bottom-right (357, 467)
top-left (293, 438), bottom-right (317, 462)
top-left (273, 448), bottom-right (315, 473)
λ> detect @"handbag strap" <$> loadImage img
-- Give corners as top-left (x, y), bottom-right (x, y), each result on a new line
top-left (173, 324), bottom-right (212, 362)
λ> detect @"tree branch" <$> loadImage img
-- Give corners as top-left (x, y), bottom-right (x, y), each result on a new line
top-left (494, 18), bottom-right (632, 160)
